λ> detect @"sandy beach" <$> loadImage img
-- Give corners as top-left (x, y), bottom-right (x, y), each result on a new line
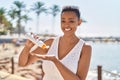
top-left (0, 71), bottom-right (32, 80)
top-left (0, 43), bottom-right (43, 80)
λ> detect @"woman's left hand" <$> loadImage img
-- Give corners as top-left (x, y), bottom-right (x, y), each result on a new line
top-left (34, 54), bottom-right (57, 62)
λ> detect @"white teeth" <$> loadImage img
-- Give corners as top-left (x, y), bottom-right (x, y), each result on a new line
top-left (65, 28), bottom-right (71, 31)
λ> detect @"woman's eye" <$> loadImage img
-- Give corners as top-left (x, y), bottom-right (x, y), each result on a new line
top-left (70, 21), bottom-right (74, 23)
top-left (61, 21), bottom-right (65, 23)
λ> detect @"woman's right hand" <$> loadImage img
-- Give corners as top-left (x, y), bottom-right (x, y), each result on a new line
top-left (25, 32), bottom-right (39, 48)
top-left (25, 39), bottom-right (35, 49)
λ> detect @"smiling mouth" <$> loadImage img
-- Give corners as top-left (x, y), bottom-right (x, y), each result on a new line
top-left (64, 28), bottom-right (71, 31)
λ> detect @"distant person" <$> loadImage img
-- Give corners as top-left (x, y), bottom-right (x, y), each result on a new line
top-left (19, 6), bottom-right (92, 80)
top-left (2, 42), bottom-right (6, 50)
top-left (2, 42), bottom-right (8, 50)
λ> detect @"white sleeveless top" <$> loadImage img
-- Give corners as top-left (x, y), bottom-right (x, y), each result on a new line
top-left (42, 37), bottom-right (85, 80)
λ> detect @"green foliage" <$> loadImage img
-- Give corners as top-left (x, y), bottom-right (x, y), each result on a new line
top-left (0, 30), bottom-right (7, 35)
top-left (31, 1), bottom-right (47, 15)
top-left (0, 1), bottom-right (61, 35)
top-left (49, 5), bottom-right (60, 17)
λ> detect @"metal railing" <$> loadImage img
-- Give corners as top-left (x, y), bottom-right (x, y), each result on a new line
top-left (97, 65), bottom-right (120, 80)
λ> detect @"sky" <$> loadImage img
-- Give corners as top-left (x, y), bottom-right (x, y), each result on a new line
top-left (0, 0), bottom-right (120, 37)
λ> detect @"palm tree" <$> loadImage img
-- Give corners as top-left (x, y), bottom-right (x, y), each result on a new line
top-left (49, 5), bottom-right (60, 34)
top-left (0, 8), bottom-right (6, 34)
top-left (0, 7), bottom-right (6, 24)
top-left (8, 8), bottom-right (17, 33)
top-left (22, 14), bottom-right (32, 32)
top-left (22, 15), bottom-right (31, 23)
top-left (8, 8), bottom-right (17, 21)
top-left (13, 1), bottom-right (26, 36)
top-left (31, 1), bottom-right (47, 34)
top-left (0, 7), bottom-right (12, 35)
top-left (8, 7), bottom-right (31, 34)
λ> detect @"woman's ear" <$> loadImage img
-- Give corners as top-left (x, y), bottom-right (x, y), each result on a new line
top-left (78, 19), bottom-right (82, 25)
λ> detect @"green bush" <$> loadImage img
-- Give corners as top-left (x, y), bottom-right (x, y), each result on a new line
top-left (0, 31), bottom-right (7, 35)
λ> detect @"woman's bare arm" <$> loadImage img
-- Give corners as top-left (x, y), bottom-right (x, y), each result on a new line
top-left (76, 44), bottom-right (92, 80)
top-left (18, 39), bottom-right (53, 66)
top-left (18, 39), bottom-right (35, 66)
top-left (53, 58), bottom-right (81, 80)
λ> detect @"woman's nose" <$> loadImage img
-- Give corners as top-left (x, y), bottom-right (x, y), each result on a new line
top-left (65, 23), bottom-right (69, 27)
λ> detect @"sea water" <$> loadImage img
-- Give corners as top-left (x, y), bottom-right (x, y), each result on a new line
top-left (90, 42), bottom-right (120, 72)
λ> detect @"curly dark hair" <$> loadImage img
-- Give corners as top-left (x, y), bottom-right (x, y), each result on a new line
top-left (61, 6), bottom-right (81, 19)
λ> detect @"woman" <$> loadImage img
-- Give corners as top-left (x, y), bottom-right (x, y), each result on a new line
top-left (19, 6), bottom-right (92, 80)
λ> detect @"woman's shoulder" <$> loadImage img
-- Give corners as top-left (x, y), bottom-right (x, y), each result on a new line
top-left (80, 39), bottom-right (92, 50)
top-left (83, 43), bottom-right (92, 50)
top-left (44, 37), bottom-right (58, 46)
top-left (81, 40), bottom-right (92, 55)
top-left (79, 43), bottom-right (92, 59)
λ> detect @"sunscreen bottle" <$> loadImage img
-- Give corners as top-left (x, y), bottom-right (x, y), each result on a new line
top-left (25, 33), bottom-right (49, 49)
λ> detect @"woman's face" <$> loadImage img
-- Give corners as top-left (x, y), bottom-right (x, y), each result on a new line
top-left (61, 11), bottom-right (81, 35)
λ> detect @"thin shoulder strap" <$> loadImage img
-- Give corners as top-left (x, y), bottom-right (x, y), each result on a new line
top-left (47, 37), bottom-right (59, 55)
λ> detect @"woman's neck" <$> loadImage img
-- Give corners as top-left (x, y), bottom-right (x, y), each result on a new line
top-left (61, 34), bottom-right (79, 43)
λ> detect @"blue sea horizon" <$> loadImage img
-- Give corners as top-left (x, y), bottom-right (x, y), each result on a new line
top-left (90, 42), bottom-right (120, 73)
